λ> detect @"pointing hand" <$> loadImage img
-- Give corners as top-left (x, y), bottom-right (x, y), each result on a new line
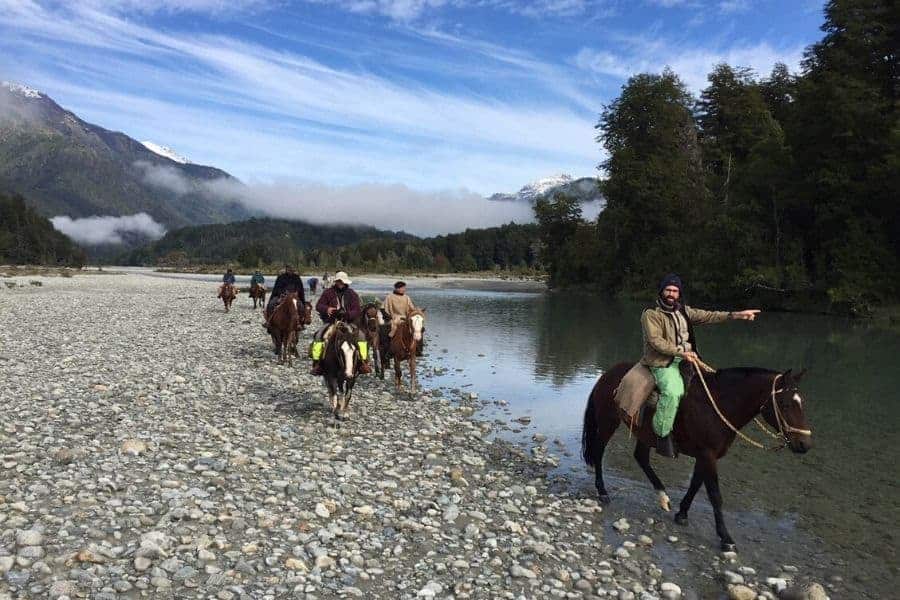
top-left (732, 309), bottom-right (761, 321)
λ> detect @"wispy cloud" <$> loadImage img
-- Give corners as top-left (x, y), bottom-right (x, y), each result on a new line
top-left (302, 0), bottom-right (603, 22)
top-left (1, 1), bottom-right (598, 192)
top-left (573, 36), bottom-right (804, 92)
top-left (51, 213), bottom-right (167, 245)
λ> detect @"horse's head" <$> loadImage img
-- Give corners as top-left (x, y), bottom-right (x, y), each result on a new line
top-left (303, 302), bottom-right (313, 325)
top-left (331, 322), bottom-right (360, 379)
top-left (363, 304), bottom-right (380, 332)
top-left (761, 369), bottom-right (812, 454)
top-left (408, 308), bottom-right (425, 341)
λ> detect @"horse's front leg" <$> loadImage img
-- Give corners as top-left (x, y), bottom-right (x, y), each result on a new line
top-left (409, 354), bottom-right (417, 395)
top-left (394, 358), bottom-right (402, 390)
top-left (703, 458), bottom-right (736, 551)
top-left (675, 458), bottom-right (706, 525)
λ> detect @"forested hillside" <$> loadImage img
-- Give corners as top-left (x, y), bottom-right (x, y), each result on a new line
top-left (536, 0), bottom-right (898, 313)
top-left (126, 218), bottom-right (540, 273)
top-left (0, 193), bottom-right (86, 266)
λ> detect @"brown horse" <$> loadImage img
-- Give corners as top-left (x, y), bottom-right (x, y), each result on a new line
top-left (388, 308), bottom-right (425, 394)
top-left (249, 283), bottom-right (267, 309)
top-left (268, 292), bottom-right (300, 365)
top-left (357, 303), bottom-right (384, 379)
top-left (582, 363), bottom-right (812, 551)
top-left (219, 283), bottom-right (237, 311)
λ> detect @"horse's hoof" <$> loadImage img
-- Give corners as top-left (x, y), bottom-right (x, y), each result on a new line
top-left (674, 512), bottom-right (688, 526)
top-left (721, 542), bottom-right (736, 552)
top-left (598, 493), bottom-right (611, 505)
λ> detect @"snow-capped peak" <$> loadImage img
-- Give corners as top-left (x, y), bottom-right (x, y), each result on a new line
top-left (489, 174), bottom-right (576, 203)
top-left (517, 174), bottom-right (574, 200)
top-left (1, 81), bottom-right (42, 99)
top-left (141, 141), bottom-right (191, 164)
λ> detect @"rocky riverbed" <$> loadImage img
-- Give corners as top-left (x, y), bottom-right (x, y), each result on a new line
top-left (0, 273), bottom-right (833, 599)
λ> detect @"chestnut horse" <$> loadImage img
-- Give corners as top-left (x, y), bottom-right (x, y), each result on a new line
top-left (582, 363), bottom-right (812, 551)
top-left (249, 284), bottom-right (267, 309)
top-left (219, 283), bottom-right (237, 312)
top-left (268, 292), bottom-right (300, 365)
top-left (320, 322), bottom-right (361, 420)
top-left (388, 308), bottom-right (425, 394)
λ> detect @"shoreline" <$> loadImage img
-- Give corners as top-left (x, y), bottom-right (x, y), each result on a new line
top-left (0, 273), bottom-right (836, 599)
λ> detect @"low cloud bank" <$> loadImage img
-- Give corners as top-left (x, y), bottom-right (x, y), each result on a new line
top-left (51, 213), bottom-right (167, 245)
top-left (207, 179), bottom-right (538, 237)
top-left (138, 162), bottom-right (598, 236)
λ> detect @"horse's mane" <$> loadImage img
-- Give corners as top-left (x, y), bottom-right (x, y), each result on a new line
top-left (712, 367), bottom-right (779, 387)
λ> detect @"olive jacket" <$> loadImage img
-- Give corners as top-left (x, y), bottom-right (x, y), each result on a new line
top-left (640, 305), bottom-right (730, 368)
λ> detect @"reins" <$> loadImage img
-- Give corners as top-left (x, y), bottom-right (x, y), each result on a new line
top-left (692, 361), bottom-right (810, 451)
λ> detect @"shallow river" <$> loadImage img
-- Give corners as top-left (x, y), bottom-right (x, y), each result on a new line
top-left (139, 270), bottom-right (899, 597)
top-left (366, 286), bottom-right (899, 599)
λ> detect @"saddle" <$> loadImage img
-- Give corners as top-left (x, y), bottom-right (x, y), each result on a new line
top-left (615, 361), bottom-right (697, 429)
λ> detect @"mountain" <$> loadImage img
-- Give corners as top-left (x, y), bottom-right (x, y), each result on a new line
top-left (488, 174), bottom-right (602, 204)
top-left (0, 81), bottom-right (251, 231)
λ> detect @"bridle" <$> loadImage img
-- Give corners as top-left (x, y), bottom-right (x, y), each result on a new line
top-left (694, 364), bottom-right (811, 451)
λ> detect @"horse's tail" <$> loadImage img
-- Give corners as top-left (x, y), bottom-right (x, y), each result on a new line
top-left (582, 363), bottom-right (630, 467)
top-left (582, 390), bottom-right (599, 467)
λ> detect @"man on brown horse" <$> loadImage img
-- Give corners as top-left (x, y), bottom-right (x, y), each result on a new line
top-left (265, 265), bottom-right (305, 327)
top-left (383, 281), bottom-right (423, 351)
top-left (310, 271), bottom-right (372, 376)
top-left (642, 274), bottom-right (761, 457)
top-left (218, 268), bottom-right (236, 296)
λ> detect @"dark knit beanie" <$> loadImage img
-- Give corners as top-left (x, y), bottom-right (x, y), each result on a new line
top-left (658, 273), bottom-right (683, 295)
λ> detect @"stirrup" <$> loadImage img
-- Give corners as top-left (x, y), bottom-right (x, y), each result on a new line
top-left (656, 435), bottom-right (677, 458)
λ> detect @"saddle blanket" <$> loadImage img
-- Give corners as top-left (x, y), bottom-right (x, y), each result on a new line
top-left (614, 362), bottom-right (658, 423)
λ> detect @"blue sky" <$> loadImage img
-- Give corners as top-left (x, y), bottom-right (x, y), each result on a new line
top-left (1, 0), bottom-right (826, 196)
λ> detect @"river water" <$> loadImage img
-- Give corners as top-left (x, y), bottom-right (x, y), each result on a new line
top-left (134, 270), bottom-right (898, 596)
top-left (359, 286), bottom-right (899, 599)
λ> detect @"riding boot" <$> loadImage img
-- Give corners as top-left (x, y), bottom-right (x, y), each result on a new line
top-left (656, 434), bottom-right (677, 458)
top-left (310, 361), bottom-right (323, 376)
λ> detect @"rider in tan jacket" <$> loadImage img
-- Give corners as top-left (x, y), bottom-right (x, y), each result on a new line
top-left (383, 281), bottom-right (416, 338)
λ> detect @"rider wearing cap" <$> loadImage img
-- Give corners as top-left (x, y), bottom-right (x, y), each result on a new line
top-left (310, 271), bottom-right (371, 375)
top-left (643, 274), bottom-right (761, 457)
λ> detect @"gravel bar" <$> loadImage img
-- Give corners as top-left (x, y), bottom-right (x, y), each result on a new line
top-left (0, 273), bottom-right (830, 600)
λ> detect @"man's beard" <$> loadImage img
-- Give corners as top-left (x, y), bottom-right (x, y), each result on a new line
top-left (662, 295), bottom-right (678, 306)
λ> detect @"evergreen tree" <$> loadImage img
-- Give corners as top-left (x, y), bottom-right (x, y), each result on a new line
top-left (597, 70), bottom-right (708, 291)
top-left (790, 0), bottom-right (899, 306)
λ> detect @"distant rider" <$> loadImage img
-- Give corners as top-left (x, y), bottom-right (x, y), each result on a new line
top-left (265, 265), bottom-right (305, 325)
top-left (642, 274), bottom-right (760, 457)
top-left (308, 276), bottom-right (319, 295)
top-left (219, 268), bottom-right (236, 297)
top-left (310, 271), bottom-right (372, 376)
top-left (250, 269), bottom-right (265, 290)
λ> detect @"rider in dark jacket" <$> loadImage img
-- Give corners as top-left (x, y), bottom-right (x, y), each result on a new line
top-left (310, 271), bottom-right (371, 376)
top-left (265, 265), bottom-right (305, 319)
top-left (219, 269), bottom-right (236, 296)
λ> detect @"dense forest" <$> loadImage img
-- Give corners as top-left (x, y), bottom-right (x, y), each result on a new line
top-left (127, 217), bottom-right (541, 274)
top-left (537, 0), bottom-right (898, 313)
top-left (0, 193), bottom-right (86, 266)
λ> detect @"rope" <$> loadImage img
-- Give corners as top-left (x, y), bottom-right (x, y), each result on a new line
top-left (693, 364), bottom-right (774, 450)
